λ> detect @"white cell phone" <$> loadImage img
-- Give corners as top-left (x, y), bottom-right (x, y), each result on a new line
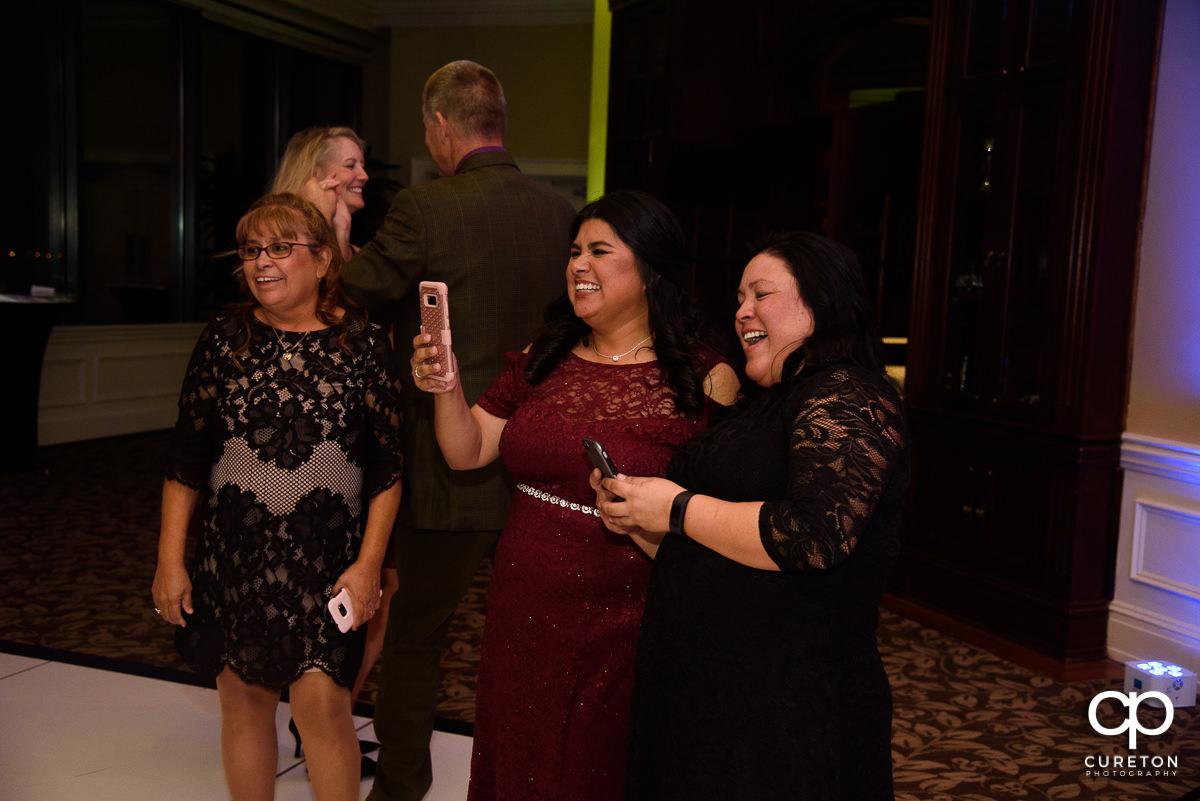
top-left (327, 588), bottom-right (355, 633)
top-left (418, 280), bottom-right (455, 381)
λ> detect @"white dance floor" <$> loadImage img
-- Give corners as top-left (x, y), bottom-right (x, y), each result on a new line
top-left (0, 651), bottom-right (472, 801)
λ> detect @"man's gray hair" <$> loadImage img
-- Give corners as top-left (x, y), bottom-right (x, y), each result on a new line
top-left (422, 60), bottom-right (507, 140)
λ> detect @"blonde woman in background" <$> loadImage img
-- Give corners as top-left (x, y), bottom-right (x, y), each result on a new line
top-left (274, 126), bottom-right (369, 258)
top-left (274, 127), bottom-right (395, 771)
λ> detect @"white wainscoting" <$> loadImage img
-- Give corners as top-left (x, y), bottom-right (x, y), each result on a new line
top-left (1109, 433), bottom-right (1200, 672)
top-left (37, 323), bottom-right (205, 446)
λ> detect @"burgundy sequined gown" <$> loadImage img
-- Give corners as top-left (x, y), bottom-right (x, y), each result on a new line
top-left (471, 350), bottom-right (719, 801)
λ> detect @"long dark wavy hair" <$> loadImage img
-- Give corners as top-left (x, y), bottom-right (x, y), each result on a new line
top-left (228, 193), bottom-right (361, 367)
top-left (752, 230), bottom-right (884, 382)
top-left (523, 190), bottom-right (721, 414)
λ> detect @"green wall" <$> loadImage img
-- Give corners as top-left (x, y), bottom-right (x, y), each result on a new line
top-left (385, 24), bottom-right (594, 180)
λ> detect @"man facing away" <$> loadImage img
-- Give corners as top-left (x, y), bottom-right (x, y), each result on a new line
top-left (341, 60), bottom-right (577, 801)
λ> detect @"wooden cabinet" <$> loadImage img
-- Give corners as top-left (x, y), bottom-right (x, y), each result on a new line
top-left (604, 0), bottom-right (1163, 667)
top-left (605, 0), bottom-right (934, 343)
top-left (892, 0), bottom-right (1162, 663)
top-left (914, 0), bottom-right (1089, 426)
top-left (898, 414), bottom-right (1122, 661)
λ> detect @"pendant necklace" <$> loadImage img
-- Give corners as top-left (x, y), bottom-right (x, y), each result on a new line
top-left (271, 326), bottom-right (309, 361)
top-left (591, 334), bottom-right (653, 362)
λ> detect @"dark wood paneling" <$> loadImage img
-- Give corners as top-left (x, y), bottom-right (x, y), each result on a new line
top-left (607, 0), bottom-right (1162, 668)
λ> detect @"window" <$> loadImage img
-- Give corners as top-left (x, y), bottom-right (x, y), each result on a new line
top-left (12, 0), bottom-right (364, 324)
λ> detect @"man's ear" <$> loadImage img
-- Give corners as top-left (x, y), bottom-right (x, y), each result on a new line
top-left (435, 111), bottom-right (451, 141)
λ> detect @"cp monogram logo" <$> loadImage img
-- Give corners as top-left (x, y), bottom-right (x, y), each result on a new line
top-left (1088, 691), bottom-right (1174, 749)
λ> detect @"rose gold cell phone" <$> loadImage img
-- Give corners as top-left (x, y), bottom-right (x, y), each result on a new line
top-left (418, 281), bottom-right (455, 381)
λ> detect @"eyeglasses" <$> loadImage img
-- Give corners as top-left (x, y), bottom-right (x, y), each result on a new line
top-left (236, 242), bottom-right (320, 261)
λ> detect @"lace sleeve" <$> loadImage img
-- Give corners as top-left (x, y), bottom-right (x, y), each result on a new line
top-left (363, 324), bottom-right (406, 499)
top-left (759, 366), bottom-right (908, 572)
top-left (164, 323), bottom-right (223, 489)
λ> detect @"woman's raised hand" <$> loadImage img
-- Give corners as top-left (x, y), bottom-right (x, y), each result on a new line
top-left (411, 332), bottom-right (459, 393)
top-left (298, 176), bottom-right (343, 222)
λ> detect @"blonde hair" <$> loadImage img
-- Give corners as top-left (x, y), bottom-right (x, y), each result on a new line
top-left (272, 127), bottom-right (367, 195)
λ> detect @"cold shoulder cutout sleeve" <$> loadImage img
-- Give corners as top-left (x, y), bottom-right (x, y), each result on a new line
top-left (476, 351), bottom-right (531, 420)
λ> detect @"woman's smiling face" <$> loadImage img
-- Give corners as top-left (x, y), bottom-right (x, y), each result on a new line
top-left (735, 252), bottom-right (815, 387)
top-left (320, 137), bottom-right (368, 213)
top-left (243, 214), bottom-right (330, 322)
top-left (566, 218), bottom-right (648, 331)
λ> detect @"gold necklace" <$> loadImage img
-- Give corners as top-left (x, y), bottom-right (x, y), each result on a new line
top-left (591, 334), bottom-right (653, 362)
top-left (271, 326), bottom-right (309, 361)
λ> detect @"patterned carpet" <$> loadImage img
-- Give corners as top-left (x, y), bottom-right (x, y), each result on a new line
top-left (2, 431), bottom-right (1198, 800)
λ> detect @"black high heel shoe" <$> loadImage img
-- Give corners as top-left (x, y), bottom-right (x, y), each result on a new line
top-left (289, 717), bottom-right (303, 758)
top-left (288, 717), bottom-right (380, 763)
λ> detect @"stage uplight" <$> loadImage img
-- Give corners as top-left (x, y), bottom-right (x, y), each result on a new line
top-left (1124, 660), bottom-right (1197, 708)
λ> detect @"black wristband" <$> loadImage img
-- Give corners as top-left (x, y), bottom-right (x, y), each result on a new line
top-left (669, 491), bottom-right (695, 538)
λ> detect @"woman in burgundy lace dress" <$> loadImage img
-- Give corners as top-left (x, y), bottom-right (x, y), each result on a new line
top-left (595, 232), bottom-right (911, 800)
top-left (409, 190), bottom-right (739, 801)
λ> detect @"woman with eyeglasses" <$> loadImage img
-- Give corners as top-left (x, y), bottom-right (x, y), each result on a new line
top-left (152, 193), bottom-right (404, 801)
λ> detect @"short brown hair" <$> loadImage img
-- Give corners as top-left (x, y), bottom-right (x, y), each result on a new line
top-left (229, 194), bottom-right (359, 365)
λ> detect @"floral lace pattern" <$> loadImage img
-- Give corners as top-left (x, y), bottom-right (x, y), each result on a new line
top-left (626, 362), bottom-right (911, 800)
top-left (470, 349), bottom-right (724, 801)
top-left (762, 365), bottom-right (909, 571)
top-left (165, 315), bottom-right (403, 689)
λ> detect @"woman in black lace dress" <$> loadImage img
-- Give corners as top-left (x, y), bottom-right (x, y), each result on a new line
top-left (152, 193), bottom-right (403, 801)
top-left (594, 231), bottom-right (910, 800)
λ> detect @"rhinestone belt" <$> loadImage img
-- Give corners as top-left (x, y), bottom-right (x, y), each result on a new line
top-left (517, 483), bottom-right (599, 517)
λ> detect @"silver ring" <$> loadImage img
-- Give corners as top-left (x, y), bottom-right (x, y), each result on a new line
top-left (413, 366), bottom-right (421, 379)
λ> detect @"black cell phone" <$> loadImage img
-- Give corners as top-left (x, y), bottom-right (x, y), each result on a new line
top-left (582, 437), bottom-right (624, 502)
top-left (582, 437), bottom-right (618, 478)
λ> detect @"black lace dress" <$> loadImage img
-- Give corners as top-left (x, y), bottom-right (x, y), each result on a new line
top-left (625, 362), bottom-right (910, 801)
top-left (165, 314), bottom-right (404, 690)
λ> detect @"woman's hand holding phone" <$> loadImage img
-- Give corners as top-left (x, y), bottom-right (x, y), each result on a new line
top-left (411, 280), bottom-right (458, 391)
top-left (411, 332), bottom-right (459, 393)
top-left (593, 472), bottom-right (682, 536)
top-left (412, 281), bottom-right (457, 392)
top-left (589, 468), bottom-right (639, 537)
